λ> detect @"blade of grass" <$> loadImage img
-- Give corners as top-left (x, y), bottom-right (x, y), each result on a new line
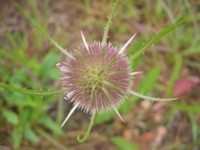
top-left (189, 113), bottom-right (199, 141)
top-left (132, 16), bottom-right (191, 60)
top-left (173, 103), bottom-right (200, 113)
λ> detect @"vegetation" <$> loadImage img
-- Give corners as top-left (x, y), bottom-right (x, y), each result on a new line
top-left (0, 0), bottom-right (199, 149)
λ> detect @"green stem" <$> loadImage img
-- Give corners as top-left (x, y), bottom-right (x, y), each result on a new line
top-left (101, 0), bottom-right (120, 45)
top-left (0, 82), bottom-right (65, 96)
top-left (77, 112), bottom-right (96, 143)
top-left (57, 95), bottom-right (64, 124)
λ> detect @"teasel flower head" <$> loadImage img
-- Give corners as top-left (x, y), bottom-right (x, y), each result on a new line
top-left (57, 40), bottom-right (132, 113)
top-left (57, 31), bottom-right (138, 125)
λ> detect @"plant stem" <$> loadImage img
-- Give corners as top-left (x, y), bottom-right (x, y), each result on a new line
top-left (0, 82), bottom-right (65, 96)
top-left (102, 0), bottom-right (120, 45)
top-left (57, 95), bottom-right (64, 124)
top-left (77, 112), bottom-right (96, 143)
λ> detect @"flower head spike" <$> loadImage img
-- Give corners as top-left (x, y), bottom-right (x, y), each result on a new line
top-left (57, 32), bottom-right (132, 116)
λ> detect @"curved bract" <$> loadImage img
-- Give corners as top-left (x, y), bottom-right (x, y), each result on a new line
top-left (0, 82), bottom-right (65, 96)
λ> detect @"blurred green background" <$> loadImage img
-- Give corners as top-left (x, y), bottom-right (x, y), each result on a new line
top-left (0, 0), bottom-right (199, 149)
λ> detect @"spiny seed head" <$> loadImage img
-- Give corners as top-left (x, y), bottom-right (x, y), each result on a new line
top-left (57, 41), bottom-right (131, 113)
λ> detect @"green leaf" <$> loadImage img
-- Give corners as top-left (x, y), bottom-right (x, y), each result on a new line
top-left (173, 103), bottom-right (200, 113)
top-left (8, 93), bottom-right (42, 107)
top-left (39, 116), bottom-right (63, 135)
top-left (137, 66), bottom-right (161, 94)
top-left (24, 126), bottom-right (40, 143)
top-left (189, 113), bottom-right (199, 141)
top-left (25, 58), bottom-right (41, 76)
top-left (128, 39), bottom-right (143, 70)
top-left (132, 16), bottom-right (191, 60)
top-left (95, 110), bottom-right (115, 125)
top-left (41, 53), bottom-right (60, 79)
top-left (110, 136), bottom-right (140, 150)
top-left (128, 39), bottom-right (144, 56)
top-left (9, 69), bottom-right (28, 84)
top-left (12, 126), bottom-right (23, 148)
top-left (119, 97), bottom-right (132, 115)
top-left (0, 82), bottom-right (65, 96)
top-left (2, 109), bottom-right (19, 125)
